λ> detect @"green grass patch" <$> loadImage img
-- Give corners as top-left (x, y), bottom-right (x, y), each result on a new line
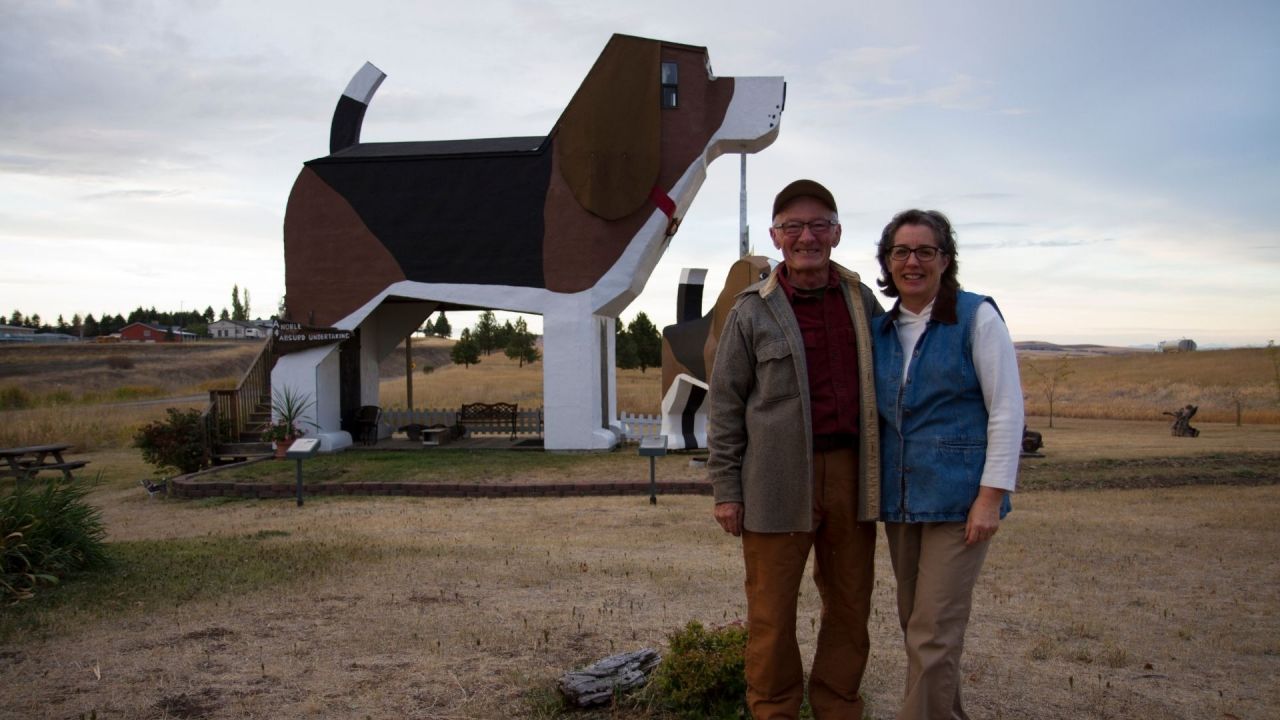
top-left (0, 531), bottom-right (391, 643)
top-left (109, 385), bottom-right (169, 402)
top-left (220, 449), bottom-right (620, 484)
top-left (0, 385), bottom-right (34, 410)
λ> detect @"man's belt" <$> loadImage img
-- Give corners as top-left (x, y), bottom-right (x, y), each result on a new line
top-left (812, 433), bottom-right (857, 452)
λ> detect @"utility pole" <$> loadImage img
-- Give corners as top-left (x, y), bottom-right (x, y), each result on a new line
top-left (405, 333), bottom-right (414, 410)
top-left (739, 154), bottom-right (749, 258)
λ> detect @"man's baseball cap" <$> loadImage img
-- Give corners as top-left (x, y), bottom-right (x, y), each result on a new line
top-left (772, 179), bottom-right (837, 218)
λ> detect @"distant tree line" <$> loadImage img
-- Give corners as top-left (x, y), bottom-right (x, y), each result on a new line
top-left (449, 311), bottom-right (541, 369)
top-left (443, 310), bottom-right (661, 373)
top-left (419, 312), bottom-right (452, 338)
top-left (7, 307), bottom-right (212, 338)
top-left (7, 285), bottom-right (266, 338)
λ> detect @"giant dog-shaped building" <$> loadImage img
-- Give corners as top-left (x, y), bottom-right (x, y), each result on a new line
top-left (276, 34), bottom-right (785, 449)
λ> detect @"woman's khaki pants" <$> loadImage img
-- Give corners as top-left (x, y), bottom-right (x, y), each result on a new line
top-left (884, 521), bottom-right (990, 720)
top-left (740, 447), bottom-right (877, 719)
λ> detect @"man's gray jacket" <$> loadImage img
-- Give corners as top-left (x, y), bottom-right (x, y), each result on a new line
top-left (707, 261), bottom-right (883, 531)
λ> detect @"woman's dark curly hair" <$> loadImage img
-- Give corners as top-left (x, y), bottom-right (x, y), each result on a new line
top-left (875, 209), bottom-right (960, 298)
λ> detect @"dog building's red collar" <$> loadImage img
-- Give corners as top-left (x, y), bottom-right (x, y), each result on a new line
top-left (649, 185), bottom-right (682, 237)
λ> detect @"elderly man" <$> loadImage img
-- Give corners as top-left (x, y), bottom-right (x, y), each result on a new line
top-left (708, 179), bottom-right (883, 719)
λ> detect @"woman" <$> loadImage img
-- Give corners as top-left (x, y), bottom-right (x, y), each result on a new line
top-left (872, 209), bottom-right (1024, 719)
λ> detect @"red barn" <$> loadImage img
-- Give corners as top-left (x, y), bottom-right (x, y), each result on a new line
top-left (119, 322), bottom-right (196, 343)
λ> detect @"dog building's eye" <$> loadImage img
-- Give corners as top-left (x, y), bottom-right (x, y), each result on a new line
top-left (661, 62), bottom-right (678, 109)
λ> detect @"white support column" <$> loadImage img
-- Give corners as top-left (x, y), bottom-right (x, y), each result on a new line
top-left (272, 345), bottom-right (352, 452)
top-left (541, 303), bottom-right (619, 450)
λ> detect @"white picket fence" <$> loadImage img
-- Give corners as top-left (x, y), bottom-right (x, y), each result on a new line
top-left (382, 407), bottom-right (662, 442)
top-left (619, 412), bottom-right (662, 441)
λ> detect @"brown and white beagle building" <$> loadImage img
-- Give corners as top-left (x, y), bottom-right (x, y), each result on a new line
top-left (277, 34), bottom-right (785, 450)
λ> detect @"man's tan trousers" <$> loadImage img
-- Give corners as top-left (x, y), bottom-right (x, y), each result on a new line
top-left (740, 446), bottom-right (877, 719)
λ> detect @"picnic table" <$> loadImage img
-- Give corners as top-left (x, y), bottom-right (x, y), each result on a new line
top-left (0, 444), bottom-right (89, 483)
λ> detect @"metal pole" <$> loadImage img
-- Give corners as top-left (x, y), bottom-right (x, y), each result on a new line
top-left (295, 458), bottom-right (304, 507)
top-left (405, 333), bottom-right (414, 411)
top-left (649, 456), bottom-right (657, 505)
top-left (739, 154), bottom-right (749, 258)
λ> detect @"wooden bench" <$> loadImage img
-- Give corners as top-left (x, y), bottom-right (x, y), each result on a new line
top-left (457, 402), bottom-right (518, 440)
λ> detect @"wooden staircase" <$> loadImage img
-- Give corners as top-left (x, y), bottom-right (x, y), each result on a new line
top-left (205, 338), bottom-right (275, 464)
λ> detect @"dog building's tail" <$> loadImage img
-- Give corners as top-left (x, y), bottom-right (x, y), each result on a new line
top-left (330, 62), bottom-right (386, 154)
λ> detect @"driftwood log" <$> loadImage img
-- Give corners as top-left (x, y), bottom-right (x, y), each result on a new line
top-left (1163, 404), bottom-right (1200, 437)
top-left (557, 648), bottom-right (661, 708)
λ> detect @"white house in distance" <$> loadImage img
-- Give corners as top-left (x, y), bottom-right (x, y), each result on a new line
top-left (209, 319), bottom-right (273, 340)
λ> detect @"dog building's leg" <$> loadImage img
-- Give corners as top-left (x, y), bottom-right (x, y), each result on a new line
top-left (542, 305), bottom-right (621, 450)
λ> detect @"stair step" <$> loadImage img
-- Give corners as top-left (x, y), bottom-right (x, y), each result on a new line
top-left (212, 442), bottom-right (273, 464)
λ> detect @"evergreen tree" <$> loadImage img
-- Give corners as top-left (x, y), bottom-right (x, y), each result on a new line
top-left (242, 288), bottom-right (251, 320)
top-left (7, 310), bottom-right (21, 327)
top-left (29, 313), bottom-right (42, 330)
top-left (83, 314), bottom-right (99, 337)
top-left (504, 317), bottom-right (540, 367)
top-left (434, 312), bottom-right (452, 338)
top-left (219, 308), bottom-right (230, 321)
top-left (451, 328), bottom-right (481, 368)
top-left (203, 306), bottom-right (215, 322)
top-left (71, 313), bottom-right (83, 337)
top-left (231, 285), bottom-right (246, 321)
top-left (474, 311), bottom-right (499, 355)
top-left (495, 319), bottom-right (515, 351)
top-left (615, 321), bottom-right (639, 370)
top-left (627, 312), bottom-right (662, 373)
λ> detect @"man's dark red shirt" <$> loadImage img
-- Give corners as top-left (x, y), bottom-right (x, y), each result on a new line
top-left (777, 265), bottom-right (860, 442)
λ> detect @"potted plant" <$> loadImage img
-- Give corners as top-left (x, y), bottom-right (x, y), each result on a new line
top-left (262, 386), bottom-right (317, 458)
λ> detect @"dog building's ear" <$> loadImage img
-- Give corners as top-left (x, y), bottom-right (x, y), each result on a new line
top-left (555, 34), bottom-right (661, 221)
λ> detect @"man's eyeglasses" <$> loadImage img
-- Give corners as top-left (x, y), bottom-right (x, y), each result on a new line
top-left (772, 220), bottom-right (837, 238)
top-left (887, 245), bottom-right (944, 262)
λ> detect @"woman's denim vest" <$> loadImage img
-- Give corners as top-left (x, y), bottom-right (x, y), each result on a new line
top-left (873, 290), bottom-right (1012, 523)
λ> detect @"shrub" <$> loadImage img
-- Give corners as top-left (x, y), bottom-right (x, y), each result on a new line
top-left (134, 408), bottom-right (207, 476)
top-left (1, 478), bottom-right (108, 604)
top-left (45, 389), bottom-right (74, 406)
top-left (111, 385), bottom-right (166, 402)
top-left (651, 620), bottom-right (749, 719)
top-left (0, 386), bottom-right (33, 410)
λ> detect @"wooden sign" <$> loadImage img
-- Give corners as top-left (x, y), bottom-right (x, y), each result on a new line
top-left (273, 321), bottom-right (352, 356)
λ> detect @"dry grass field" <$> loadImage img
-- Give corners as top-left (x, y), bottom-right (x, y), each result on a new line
top-left (1, 429), bottom-right (1277, 719)
top-left (0, 342), bottom-right (262, 450)
top-left (5, 339), bottom-right (1277, 439)
top-left (378, 339), bottom-right (663, 416)
top-left (380, 341), bottom-right (1280, 424)
top-left (2, 340), bottom-right (1278, 719)
top-left (1021, 347), bottom-right (1280, 424)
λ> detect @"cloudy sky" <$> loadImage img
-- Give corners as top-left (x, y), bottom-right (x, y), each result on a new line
top-left (3, 0), bottom-right (1277, 347)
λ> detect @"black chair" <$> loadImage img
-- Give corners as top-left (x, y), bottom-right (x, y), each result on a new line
top-left (354, 405), bottom-right (383, 445)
